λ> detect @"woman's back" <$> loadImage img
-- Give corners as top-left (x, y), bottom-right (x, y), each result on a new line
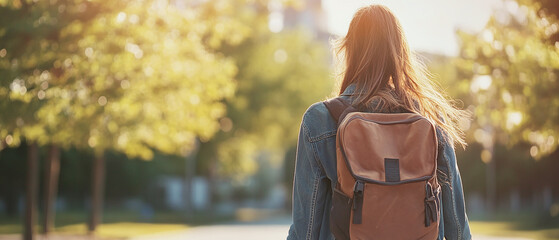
top-left (287, 85), bottom-right (471, 240)
top-left (287, 4), bottom-right (471, 240)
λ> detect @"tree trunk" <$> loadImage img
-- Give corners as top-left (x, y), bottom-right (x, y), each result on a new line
top-left (184, 140), bottom-right (200, 213)
top-left (42, 145), bottom-right (60, 235)
top-left (486, 141), bottom-right (496, 213)
top-left (207, 158), bottom-right (217, 209)
top-left (0, 143), bottom-right (18, 217)
top-left (88, 152), bottom-right (105, 234)
top-left (184, 156), bottom-right (195, 212)
top-left (24, 142), bottom-right (39, 240)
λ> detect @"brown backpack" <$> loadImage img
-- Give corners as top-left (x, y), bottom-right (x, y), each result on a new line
top-left (324, 98), bottom-right (440, 240)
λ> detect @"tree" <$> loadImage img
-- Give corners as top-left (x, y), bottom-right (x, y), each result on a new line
top-left (0, 0), bottom-right (251, 236)
top-left (455, 0), bottom-right (559, 159)
top-left (453, 0), bottom-right (559, 210)
top-left (0, 1), bottom-right (103, 237)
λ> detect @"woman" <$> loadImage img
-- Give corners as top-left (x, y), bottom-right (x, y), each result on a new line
top-left (287, 5), bottom-right (471, 240)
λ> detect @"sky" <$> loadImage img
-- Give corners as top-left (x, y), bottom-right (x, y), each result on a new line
top-left (322, 0), bottom-right (504, 56)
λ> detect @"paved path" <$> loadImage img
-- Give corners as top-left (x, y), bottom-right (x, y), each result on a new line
top-left (130, 216), bottom-right (534, 240)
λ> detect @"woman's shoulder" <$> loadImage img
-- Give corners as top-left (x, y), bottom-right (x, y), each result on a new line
top-left (300, 101), bottom-right (338, 141)
top-left (434, 125), bottom-right (455, 151)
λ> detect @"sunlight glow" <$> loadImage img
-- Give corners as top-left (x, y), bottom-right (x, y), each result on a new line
top-left (125, 43), bottom-right (143, 59)
top-left (506, 111), bottom-right (523, 129)
top-left (10, 78), bottom-right (27, 95)
top-left (269, 12), bottom-right (284, 33)
top-left (470, 75), bottom-right (493, 92)
top-left (323, 0), bottom-right (502, 56)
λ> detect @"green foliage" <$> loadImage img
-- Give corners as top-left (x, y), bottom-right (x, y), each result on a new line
top-left (0, 0), bottom-right (249, 159)
top-left (198, 28), bottom-right (333, 180)
top-left (0, 0), bottom-right (332, 181)
top-left (454, 0), bottom-right (559, 159)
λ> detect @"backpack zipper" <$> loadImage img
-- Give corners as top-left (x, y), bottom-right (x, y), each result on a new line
top-left (424, 181), bottom-right (438, 227)
top-left (353, 180), bottom-right (365, 224)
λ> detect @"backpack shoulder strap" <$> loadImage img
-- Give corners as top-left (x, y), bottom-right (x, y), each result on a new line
top-left (323, 98), bottom-right (357, 125)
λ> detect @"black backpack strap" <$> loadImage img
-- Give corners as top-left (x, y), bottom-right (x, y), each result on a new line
top-left (323, 98), bottom-right (357, 125)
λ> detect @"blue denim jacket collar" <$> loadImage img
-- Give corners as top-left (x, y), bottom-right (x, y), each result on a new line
top-left (341, 84), bottom-right (356, 96)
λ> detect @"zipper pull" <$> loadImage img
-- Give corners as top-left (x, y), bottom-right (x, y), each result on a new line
top-left (352, 181), bottom-right (364, 209)
top-left (353, 180), bottom-right (364, 224)
top-left (355, 180), bottom-right (365, 193)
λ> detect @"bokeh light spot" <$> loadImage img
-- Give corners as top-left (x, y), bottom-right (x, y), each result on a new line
top-left (116, 12), bottom-right (127, 23)
top-left (220, 117), bottom-right (233, 132)
top-left (120, 80), bottom-right (130, 89)
top-left (471, 75), bottom-right (492, 92)
top-left (530, 146), bottom-right (539, 158)
top-left (88, 137), bottom-right (97, 148)
top-left (506, 111), bottom-right (523, 130)
top-left (5, 135), bottom-right (13, 145)
top-left (38, 90), bottom-right (46, 100)
top-left (481, 149), bottom-right (492, 164)
top-left (41, 81), bottom-right (49, 90)
top-left (125, 43), bottom-right (143, 59)
top-left (85, 47), bottom-right (94, 58)
top-left (98, 96), bottom-right (108, 106)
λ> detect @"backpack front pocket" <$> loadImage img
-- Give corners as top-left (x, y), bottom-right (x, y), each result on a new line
top-left (349, 181), bottom-right (439, 240)
top-left (330, 187), bottom-right (352, 240)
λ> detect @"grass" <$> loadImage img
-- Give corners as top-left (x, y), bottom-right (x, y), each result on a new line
top-left (469, 212), bottom-right (559, 240)
top-left (55, 222), bottom-right (188, 238)
top-left (0, 222), bottom-right (187, 239)
top-left (470, 221), bottom-right (559, 240)
top-left (0, 209), bottom-right (234, 239)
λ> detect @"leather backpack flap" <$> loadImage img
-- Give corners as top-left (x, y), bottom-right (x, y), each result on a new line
top-left (338, 112), bottom-right (438, 183)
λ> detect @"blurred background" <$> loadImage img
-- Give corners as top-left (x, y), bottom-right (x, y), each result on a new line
top-left (0, 0), bottom-right (558, 239)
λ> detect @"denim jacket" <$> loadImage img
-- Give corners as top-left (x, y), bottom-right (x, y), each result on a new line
top-left (287, 85), bottom-right (471, 240)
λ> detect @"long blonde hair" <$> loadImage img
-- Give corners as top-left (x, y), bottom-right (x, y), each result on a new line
top-left (335, 5), bottom-right (467, 148)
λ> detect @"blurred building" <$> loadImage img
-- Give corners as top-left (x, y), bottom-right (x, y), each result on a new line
top-left (282, 0), bottom-right (331, 42)
top-left (149, 176), bottom-right (209, 211)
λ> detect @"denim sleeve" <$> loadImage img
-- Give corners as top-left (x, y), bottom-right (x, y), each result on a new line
top-left (437, 130), bottom-right (472, 240)
top-left (287, 122), bottom-right (332, 240)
